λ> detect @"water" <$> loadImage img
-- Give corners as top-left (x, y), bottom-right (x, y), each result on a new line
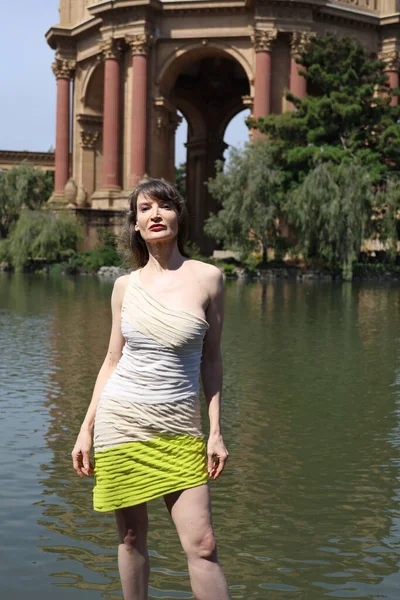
top-left (1, 272), bottom-right (400, 599)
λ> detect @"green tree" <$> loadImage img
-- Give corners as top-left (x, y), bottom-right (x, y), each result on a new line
top-left (251, 33), bottom-right (400, 187)
top-left (175, 163), bottom-right (186, 198)
top-left (0, 164), bottom-right (53, 239)
top-left (7, 209), bottom-right (83, 271)
top-left (205, 142), bottom-right (284, 264)
top-left (376, 177), bottom-right (400, 259)
top-left (289, 162), bottom-right (376, 280)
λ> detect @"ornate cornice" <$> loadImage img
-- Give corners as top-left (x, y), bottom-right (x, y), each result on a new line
top-left (252, 29), bottom-right (277, 53)
top-left (290, 31), bottom-right (313, 57)
top-left (127, 33), bottom-right (153, 56)
top-left (52, 57), bottom-right (76, 79)
top-left (379, 50), bottom-right (400, 72)
top-left (0, 150), bottom-right (55, 167)
top-left (100, 38), bottom-right (123, 60)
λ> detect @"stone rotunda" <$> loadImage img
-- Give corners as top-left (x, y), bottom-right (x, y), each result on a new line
top-left (46, 0), bottom-right (400, 252)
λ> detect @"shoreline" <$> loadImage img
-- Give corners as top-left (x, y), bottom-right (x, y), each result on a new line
top-left (95, 265), bottom-right (400, 283)
top-left (2, 264), bottom-right (400, 282)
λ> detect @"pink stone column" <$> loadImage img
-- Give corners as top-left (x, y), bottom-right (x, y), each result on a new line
top-left (290, 56), bottom-right (307, 99)
top-left (252, 29), bottom-right (276, 138)
top-left (380, 50), bottom-right (399, 107)
top-left (289, 32), bottom-right (311, 110)
top-left (101, 39), bottom-right (122, 190)
top-left (387, 69), bottom-right (399, 106)
top-left (52, 59), bottom-right (74, 196)
top-left (253, 50), bottom-right (273, 119)
top-left (129, 34), bottom-right (152, 188)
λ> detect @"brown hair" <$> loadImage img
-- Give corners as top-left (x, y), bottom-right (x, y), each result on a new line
top-left (119, 178), bottom-right (189, 268)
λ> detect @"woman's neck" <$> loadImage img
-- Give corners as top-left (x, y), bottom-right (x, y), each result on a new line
top-left (145, 242), bottom-right (185, 273)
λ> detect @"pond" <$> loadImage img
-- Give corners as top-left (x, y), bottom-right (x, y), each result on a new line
top-left (1, 272), bottom-right (400, 599)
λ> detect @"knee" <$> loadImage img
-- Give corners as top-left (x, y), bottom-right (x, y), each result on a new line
top-left (122, 528), bottom-right (140, 551)
top-left (185, 530), bottom-right (217, 561)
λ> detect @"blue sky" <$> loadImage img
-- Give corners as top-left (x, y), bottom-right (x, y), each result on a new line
top-left (0, 1), bottom-right (248, 164)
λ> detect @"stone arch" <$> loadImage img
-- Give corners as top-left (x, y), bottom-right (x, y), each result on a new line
top-left (156, 43), bottom-right (250, 253)
top-left (77, 59), bottom-right (104, 196)
top-left (220, 105), bottom-right (250, 143)
top-left (175, 98), bottom-right (207, 140)
top-left (157, 42), bottom-right (253, 96)
top-left (82, 60), bottom-right (104, 114)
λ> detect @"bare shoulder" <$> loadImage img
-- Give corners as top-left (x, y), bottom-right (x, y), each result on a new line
top-left (186, 260), bottom-right (223, 297)
top-left (112, 273), bottom-right (131, 301)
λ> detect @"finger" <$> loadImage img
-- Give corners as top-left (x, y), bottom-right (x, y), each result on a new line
top-left (207, 453), bottom-right (214, 475)
top-left (72, 452), bottom-right (83, 478)
top-left (81, 451), bottom-right (91, 475)
top-left (209, 457), bottom-right (219, 477)
top-left (213, 456), bottom-right (227, 479)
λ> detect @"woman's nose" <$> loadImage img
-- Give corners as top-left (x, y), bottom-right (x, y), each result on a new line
top-left (151, 206), bottom-right (161, 219)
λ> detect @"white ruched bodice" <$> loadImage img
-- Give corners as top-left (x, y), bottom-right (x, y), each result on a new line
top-left (100, 269), bottom-right (209, 405)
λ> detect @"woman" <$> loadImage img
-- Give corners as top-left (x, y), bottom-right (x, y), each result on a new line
top-left (71, 178), bottom-right (230, 600)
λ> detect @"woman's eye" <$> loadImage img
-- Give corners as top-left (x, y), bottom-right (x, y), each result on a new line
top-left (162, 204), bottom-right (172, 209)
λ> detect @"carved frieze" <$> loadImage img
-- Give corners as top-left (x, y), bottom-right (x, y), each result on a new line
top-left (334, 0), bottom-right (377, 11)
top-left (256, 4), bottom-right (312, 21)
top-left (100, 38), bottom-right (123, 61)
top-left (52, 57), bottom-right (76, 79)
top-left (127, 33), bottom-right (153, 56)
top-left (252, 29), bottom-right (277, 53)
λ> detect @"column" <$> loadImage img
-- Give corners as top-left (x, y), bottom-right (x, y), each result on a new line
top-left (185, 138), bottom-right (208, 248)
top-left (79, 130), bottom-right (100, 201)
top-left (100, 38), bottom-right (122, 190)
top-left (289, 32), bottom-right (310, 108)
top-left (381, 50), bottom-right (399, 107)
top-left (252, 29), bottom-right (277, 120)
top-left (51, 58), bottom-right (75, 201)
top-left (128, 33), bottom-right (152, 188)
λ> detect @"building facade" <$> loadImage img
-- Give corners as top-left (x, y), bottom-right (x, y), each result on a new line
top-left (46, 0), bottom-right (400, 251)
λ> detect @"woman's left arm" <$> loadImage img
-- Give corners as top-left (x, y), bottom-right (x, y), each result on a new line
top-left (201, 266), bottom-right (229, 480)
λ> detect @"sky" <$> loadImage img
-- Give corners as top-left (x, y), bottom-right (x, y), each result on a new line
top-left (0, 1), bottom-right (249, 165)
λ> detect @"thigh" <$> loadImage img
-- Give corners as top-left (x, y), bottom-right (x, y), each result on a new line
top-left (115, 503), bottom-right (149, 544)
top-left (164, 485), bottom-right (214, 550)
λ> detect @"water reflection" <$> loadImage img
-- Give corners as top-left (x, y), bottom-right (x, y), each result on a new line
top-left (1, 273), bottom-right (400, 598)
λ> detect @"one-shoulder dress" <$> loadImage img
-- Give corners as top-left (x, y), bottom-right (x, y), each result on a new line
top-left (93, 269), bottom-right (210, 512)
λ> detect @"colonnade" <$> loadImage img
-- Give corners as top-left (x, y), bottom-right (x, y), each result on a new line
top-left (51, 33), bottom-right (152, 201)
top-left (50, 31), bottom-right (400, 202)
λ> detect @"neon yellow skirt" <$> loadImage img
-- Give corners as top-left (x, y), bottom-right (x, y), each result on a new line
top-left (93, 434), bottom-right (208, 512)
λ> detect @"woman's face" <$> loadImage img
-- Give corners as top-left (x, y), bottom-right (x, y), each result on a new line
top-left (135, 193), bottom-right (179, 244)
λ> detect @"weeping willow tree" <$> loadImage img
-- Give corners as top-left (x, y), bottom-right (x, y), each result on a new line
top-left (288, 162), bottom-right (376, 280)
top-left (7, 209), bottom-right (83, 271)
top-left (205, 142), bottom-right (285, 263)
top-left (0, 164), bottom-right (53, 239)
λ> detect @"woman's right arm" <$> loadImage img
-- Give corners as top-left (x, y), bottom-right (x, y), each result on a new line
top-left (71, 275), bottom-right (129, 478)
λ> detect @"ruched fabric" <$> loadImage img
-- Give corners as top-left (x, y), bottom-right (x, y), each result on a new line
top-left (93, 270), bottom-right (209, 512)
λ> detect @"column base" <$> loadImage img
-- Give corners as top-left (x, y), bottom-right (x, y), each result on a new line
top-left (91, 189), bottom-right (130, 210)
top-left (48, 191), bottom-right (67, 205)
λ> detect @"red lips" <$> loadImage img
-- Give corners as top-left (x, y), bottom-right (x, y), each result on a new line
top-left (149, 224), bottom-right (166, 231)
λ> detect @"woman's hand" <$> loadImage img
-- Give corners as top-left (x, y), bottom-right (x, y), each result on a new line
top-left (207, 433), bottom-right (229, 480)
top-left (71, 429), bottom-right (94, 478)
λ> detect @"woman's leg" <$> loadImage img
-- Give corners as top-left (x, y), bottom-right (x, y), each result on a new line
top-left (164, 484), bottom-right (230, 600)
top-left (115, 503), bottom-right (149, 600)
